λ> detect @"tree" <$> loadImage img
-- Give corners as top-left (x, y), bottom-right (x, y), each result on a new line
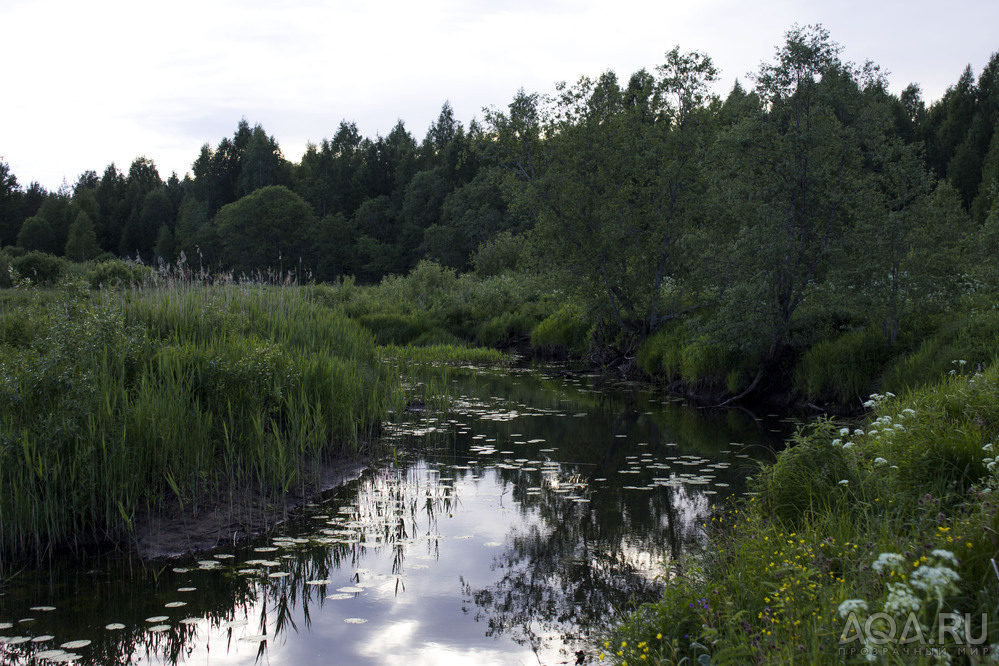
top-left (0, 158), bottom-right (23, 247)
top-left (95, 163), bottom-right (126, 252)
top-left (841, 140), bottom-right (950, 346)
top-left (709, 25), bottom-right (873, 398)
top-left (64, 211), bottom-right (101, 262)
top-left (17, 215), bottom-right (55, 254)
top-left (487, 48), bottom-right (719, 342)
top-left (237, 124), bottom-right (290, 197)
top-left (120, 187), bottom-right (171, 259)
top-left (214, 185), bottom-right (318, 276)
top-left (153, 223), bottom-right (175, 263)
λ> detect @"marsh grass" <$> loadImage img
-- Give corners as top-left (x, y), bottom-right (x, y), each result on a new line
top-left (605, 368), bottom-right (999, 664)
top-left (0, 281), bottom-right (397, 563)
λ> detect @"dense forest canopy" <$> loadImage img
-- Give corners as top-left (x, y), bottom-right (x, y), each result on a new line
top-left (2, 25), bottom-right (999, 403)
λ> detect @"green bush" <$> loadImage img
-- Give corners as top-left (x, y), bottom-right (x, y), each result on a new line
top-left (356, 313), bottom-right (430, 345)
top-left (635, 324), bottom-right (686, 378)
top-left (753, 420), bottom-right (869, 528)
top-left (476, 310), bottom-right (539, 348)
top-left (11, 251), bottom-right (66, 285)
top-left (86, 260), bottom-right (153, 289)
top-left (793, 326), bottom-right (890, 405)
top-left (883, 310), bottom-right (999, 392)
top-left (0, 250), bottom-right (12, 288)
top-left (530, 303), bottom-right (590, 356)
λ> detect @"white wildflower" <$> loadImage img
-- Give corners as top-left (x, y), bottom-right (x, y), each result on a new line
top-left (930, 550), bottom-right (959, 567)
top-left (838, 598), bottom-right (869, 619)
top-left (883, 582), bottom-right (921, 616)
top-left (854, 428), bottom-right (865, 436)
top-left (840, 427), bottom-right (850, 437)
top-left (910, 565), bottom-right (960, 601)
top-left (843, 441), bottom-right (855, 449)
top-left (873, 457), bottom-right (888, 466)
top-left (872, 552), bottom-right (906, 574)
top-left (838, 479), bottom-right (850, 485)
top-left (831, 438), bottom-right (842, 447)
top-left (984, 443), bottom-right (994, 453)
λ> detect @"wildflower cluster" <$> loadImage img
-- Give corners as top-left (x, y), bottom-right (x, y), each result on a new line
top-left (870, 549), bottom-right (961, 619)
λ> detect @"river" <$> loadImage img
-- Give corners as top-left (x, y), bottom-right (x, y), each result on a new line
top-left (0, 366), bottom-right (794, 665)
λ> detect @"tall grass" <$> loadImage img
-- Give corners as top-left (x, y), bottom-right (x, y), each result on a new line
top-left (0, 283), bottom-right (397, 562)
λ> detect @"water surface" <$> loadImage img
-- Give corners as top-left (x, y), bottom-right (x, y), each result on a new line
top-left (0, 367), bottom-right (792, 665)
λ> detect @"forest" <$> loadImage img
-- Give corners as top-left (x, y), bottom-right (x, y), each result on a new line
top-left (2, 23), bottom-right (999, 409)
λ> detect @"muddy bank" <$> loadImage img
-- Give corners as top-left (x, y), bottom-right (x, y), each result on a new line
top-left (132, 456), bottom-right (370, 561)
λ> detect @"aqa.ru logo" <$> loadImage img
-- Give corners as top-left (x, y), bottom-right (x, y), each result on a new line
top-left (839, 611), bottom-right (991, 660)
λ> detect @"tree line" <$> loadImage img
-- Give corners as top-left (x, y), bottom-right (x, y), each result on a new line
top-left (2, 25), bottom-right (998, 392)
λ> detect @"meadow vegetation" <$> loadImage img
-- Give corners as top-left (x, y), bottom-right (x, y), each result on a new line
top-left (603, 368), bottom-right (999, 663)
top-left (0, 277), bottom-right (401, 562)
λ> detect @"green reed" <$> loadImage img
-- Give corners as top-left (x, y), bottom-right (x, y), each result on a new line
top-left (0, 282), bottom-right (398, 563)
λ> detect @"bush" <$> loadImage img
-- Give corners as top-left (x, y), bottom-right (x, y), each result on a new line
top-left (793, 326), bottom-right (890, 405)
top-left (12, 251), bottom-right (65, 285)
top-left (0, 250), bottom-right (13, 288)
top-left (753, 420), bottom-right (868, 527)
top-left (356, 313), bottom-right (429, 346)
top-left (530, 303), bottom-right (591, 356)
top-left (636, 324), bottom-right (686, 379)
top-left (476, 310), bottom-right (539, 348)
top-left (86, 260), bottom-right (152, 289)
top-left (881, 309), bottom-right (999, 393)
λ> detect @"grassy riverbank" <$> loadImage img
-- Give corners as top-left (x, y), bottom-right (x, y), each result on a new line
top-left (603, 366), bottom-right (999, 664)
top-left (0, 282), bottom-right (402, 562)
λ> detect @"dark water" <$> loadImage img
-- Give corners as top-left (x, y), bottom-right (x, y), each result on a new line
top-left (0, 367), bottom-right (795, 665)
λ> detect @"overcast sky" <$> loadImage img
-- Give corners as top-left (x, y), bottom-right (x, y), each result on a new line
top-left (2, 0), bottom-right (997, 191)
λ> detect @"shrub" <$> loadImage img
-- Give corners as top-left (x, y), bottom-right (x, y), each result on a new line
top-left (476, 310), bottom-right (538, 348)
top-left (882, 310), bottom-right (999, 393)
top-left (356, 313), bottom-right (429, 346)
top-left (86, 260), bottom-right (153, 289)
top-left (12, 251), bottom-right (65, 285)
top-left (530, 303), bottom-right (591, 356)
top-left (636, 324), bottom-right (686, 379)
top-left (793, 326), bottom-right (890, 405)
top-left (0, 250), bottom-right (13, 288)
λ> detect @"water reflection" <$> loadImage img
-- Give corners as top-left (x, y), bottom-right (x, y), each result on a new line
top-left (0, 368), bottom-right (791, 665)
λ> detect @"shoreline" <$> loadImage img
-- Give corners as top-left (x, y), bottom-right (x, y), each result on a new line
top-left (131, 456), bottom-right (370, 561)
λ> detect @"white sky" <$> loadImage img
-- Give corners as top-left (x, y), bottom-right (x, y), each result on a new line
top-left (2, 0), bottom-right (997, 191)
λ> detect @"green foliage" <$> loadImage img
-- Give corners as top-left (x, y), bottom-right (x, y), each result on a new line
top-left (883, 309), bottom-right (999, 392)
top-left (476, 310), bottom-right (539, 348)
top-left (794, 326), bottom-right (891, 405)
top-left (356, 313), bottom-right (429, 345)
top-left (471, 230), bottom-right (529, 276)
top-left (85, 260), bottom-right (152, 289)
top-left (64, 211), bottom-right (101, 262)
top-left (636, 323), bottom-right (686, 378)
top-left (0, 285), bottom-right (396, 561)
top-left (530, 303), bottom-right (591, 356)
top-left (16, 215), bottom-right (56, 254)
top-left (0, 249), bottom-right (12, 288)
top-left (214, 185), bottom-right (318, 276)
top-left (12, 251), bottom-right (65, 285)
top-left (754, 420), bottom-right (868, 527)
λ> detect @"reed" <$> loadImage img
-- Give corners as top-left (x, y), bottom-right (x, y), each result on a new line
top-left (0, 282), bottom-right (397, 563)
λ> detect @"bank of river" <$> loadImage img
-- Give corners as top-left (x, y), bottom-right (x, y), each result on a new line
top-left (0, 366), bottom-right (796, 665)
